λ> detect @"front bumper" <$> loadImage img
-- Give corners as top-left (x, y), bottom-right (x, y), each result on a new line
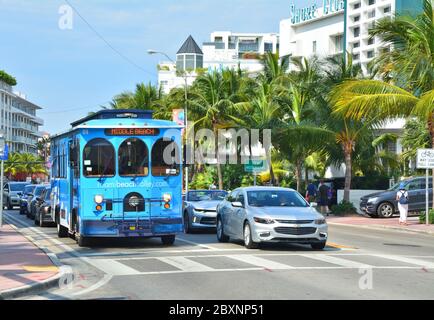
top-left (10, 197), bottom-right (21, 205)
top-left (81, 217), bottom-right (183, 238)
top-left (360, 200), bottom-right (377, 214)
top-left (191, 211), bottom-right (217, 228)
top-left (251, 222), bottom-right (328, 244)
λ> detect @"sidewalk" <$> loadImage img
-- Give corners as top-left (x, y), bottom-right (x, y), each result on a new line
top-left (327, 215), bottom-right (434, 235)
top-left (0, 223), bottom-right (60, 299)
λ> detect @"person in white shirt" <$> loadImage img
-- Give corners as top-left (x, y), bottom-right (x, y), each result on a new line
top-left (396, 183), bottom-right (409, 226)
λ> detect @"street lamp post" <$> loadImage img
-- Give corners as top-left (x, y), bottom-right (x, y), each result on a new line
top-left (0, 130), bottom-right (5, 228)
top-left (148, 50), bottom-right (190, 194)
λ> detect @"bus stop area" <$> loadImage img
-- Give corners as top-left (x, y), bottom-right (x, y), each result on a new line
top-left (0, 223), bottom-right (59, 299)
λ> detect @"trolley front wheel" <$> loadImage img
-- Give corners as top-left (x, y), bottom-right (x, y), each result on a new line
top-left (161, 235), bottom-right (176, 246)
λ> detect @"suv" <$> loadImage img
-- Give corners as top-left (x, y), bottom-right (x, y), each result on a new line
top-left (3, 182), bottom-right (28, 210)
top-left (360, 177), bottom-right (433, 218)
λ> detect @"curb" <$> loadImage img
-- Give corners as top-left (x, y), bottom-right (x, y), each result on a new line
top-left (0, 221), bottom-right (73, 300)
top-left (328, 221), bottom-right (434, 236)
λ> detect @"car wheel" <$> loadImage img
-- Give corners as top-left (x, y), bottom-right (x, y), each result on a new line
top-left (377, 202), bottom-right (395, 218)
top-left (216, 217), bottom-right (229, 243)
top-left (76, 234), bottom-right (88, 247)
top-left (311, 242), bottom-right (327, 250)
top-left (161, 235), bottom-right (176, 246)
top-left (183, 212), bottom-right (192, 234)
top-left (39, 212), bottom-right (46, 227)
top-left (57, 221), bottom-right (69, 238)
top-left (7, 200), bottom-right (13, 210)
top-left (243, 223), bottom-right (259, 249)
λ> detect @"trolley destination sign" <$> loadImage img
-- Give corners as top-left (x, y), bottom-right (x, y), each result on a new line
top-left (105, 128), bottom-right (160, 136)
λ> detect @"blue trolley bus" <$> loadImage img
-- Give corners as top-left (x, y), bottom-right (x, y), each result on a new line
top-left (49, 110), bottom-right (183, 247)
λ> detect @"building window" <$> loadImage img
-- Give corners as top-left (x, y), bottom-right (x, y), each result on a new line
top-left (264, 42), bottom-right (273, 53)
top-left (353, 27), bottom-right (360, 38)
top-left (368, 0), bottom-right (375, 5)
top-left (353, 53), bottom-right (360, 61)
top-left (334, 35), bottom-right (344, 52)
top-left (185, 55), bottom-right (195, 70)
top-left (384, 6), bottom-right (391, 13)
top-left (367, 50), bottom-right (375, 58)
top-left (354, 15), bottom-right (360, 22)
top-left (176, 55), bottom-right (184, 72)
top-left (196, 55), bottom-right (203, 68)
top-left (368, 10), bottom-right (376, 18)
top-left (368, 37), bottom-right (375, 45)
top-left (312, 41), bottom-right (317, 54)
top-left (353, 2), bottom-right (361, 9)
top-left (353, 42), bottom-right (360, 49)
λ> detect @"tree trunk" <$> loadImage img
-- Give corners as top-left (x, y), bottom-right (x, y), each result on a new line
top-left (296, 159), bottom-right (303, 193)
top-left (214, 126), bottom-right (224, 190)
top-left (343, 147), bottom-right (352, 203)
top-left (265, 146), bottom-right (276, 186)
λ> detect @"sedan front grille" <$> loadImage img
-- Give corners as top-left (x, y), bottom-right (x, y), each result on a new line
top-left (276, 220), bottom-right (314, 224)
top-left (200, 217), bottom-right (217, 225)
top-left (274, 227), bottom-right (317, 236)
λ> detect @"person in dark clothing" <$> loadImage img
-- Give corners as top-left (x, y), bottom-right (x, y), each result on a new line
top-left (305, 181), bottom-right (317, 203)
top-left (318, 180), bottom-right (330, 216)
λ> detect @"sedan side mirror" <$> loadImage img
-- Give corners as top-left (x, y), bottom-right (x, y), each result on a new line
top-left (232, 201), bottom-right (244, 208)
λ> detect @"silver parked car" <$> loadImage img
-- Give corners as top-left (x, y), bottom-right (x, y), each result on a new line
top-left (183, 190), bottom-right (228, 233)
top-left (3, 182), bottom-right (28, 209)
top-left (216, 187), bottom-right (328, 250)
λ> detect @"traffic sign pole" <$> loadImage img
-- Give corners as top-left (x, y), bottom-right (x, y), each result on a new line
top-left (426, 168), bottom-right (429, 226)
top-left (0, 159), bottom-right (3, 228)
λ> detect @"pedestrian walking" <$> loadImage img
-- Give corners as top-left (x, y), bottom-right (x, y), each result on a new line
top-left (396, 183), bottom-right (409, 226)
top-left (305, 181), bottom-right (317, 203)
top-left (318, 180), bottom-right (330, 216)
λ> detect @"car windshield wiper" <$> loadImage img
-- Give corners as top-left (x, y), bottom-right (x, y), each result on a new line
top-left (98, 155), bottom-right (114, 181)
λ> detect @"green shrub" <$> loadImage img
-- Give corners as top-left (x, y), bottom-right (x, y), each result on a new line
top-left (0, 70), bottom-right (17, 86)
top-left (419, 209), bottom-right (434, 224)
top-left (331, 201), bottom-right (358, 216)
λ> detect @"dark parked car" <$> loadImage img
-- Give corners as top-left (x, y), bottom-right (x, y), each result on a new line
top-left (3, 182), bottom-right (28, 209)
top-left (27, 185), bottom-right (48, 219)
top-left (360, 177), bottom-right (433, 218)
top-left (183, 190), bottom-right (228, 233)
top-left (34, 187), bottom-right (54, 227)
top-left (19, 184), bottom-right (38, 215)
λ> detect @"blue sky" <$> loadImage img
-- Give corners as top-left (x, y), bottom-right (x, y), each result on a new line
top-left (0, 0), bottom-right (318, 134)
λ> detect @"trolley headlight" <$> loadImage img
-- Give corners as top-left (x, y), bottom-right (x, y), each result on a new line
top-left (94, 195), bottom-right (104, 204)
top-left (163, 193), bottom-right (172, 203)
top-left (128, 195), bottom-right (140, 208)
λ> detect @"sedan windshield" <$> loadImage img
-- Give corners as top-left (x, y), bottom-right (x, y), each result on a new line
top-left (24, 185), bottom-right (36, 194)
top-left (247, 190), bottom-right (308, 208)
top-left (188, 191), bottom-right (228, 202)
top-left (34, 187), bottom-right (45, 197)
top-left (10, 183), bottom-right (27, 192)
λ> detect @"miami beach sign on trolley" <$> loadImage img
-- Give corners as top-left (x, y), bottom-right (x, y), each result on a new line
top-left (290, 0), bottom-right (345, 24)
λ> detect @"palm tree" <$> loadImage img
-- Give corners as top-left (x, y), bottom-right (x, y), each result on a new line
top-left (110, 82), bottom-right (163, 110)
top-left (369, 0), bottom-right (434, 93)
top-left (189, 71), bottom-right (241, 190)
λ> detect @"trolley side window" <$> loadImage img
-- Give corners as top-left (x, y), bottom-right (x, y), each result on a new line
top-left (83, 138), bottom-right (115, 178)
top-left (151, 139), bottom-right (180, 177)
top-left (118, 138), bottom-right (149, 177)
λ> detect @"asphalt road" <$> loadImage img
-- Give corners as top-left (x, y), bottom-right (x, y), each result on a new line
top-left (4, 209), bottom-right (434, 300)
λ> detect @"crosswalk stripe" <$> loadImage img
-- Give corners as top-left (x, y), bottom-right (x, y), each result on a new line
top-left (302, 254), bottom-right (372, 268)
top-left (228, 255), bottom-right (294, 270)
top-left (84, 258), bottom-right (140, 276)
top-left (371, 254), bottom-right (434, 268)
top-left (156, 257), bottom-right (215, 272)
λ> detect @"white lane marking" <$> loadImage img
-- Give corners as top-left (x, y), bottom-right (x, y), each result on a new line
top-left (71, 274), bottom-right (113, 297)
top-left (371, 254), bottom-right (434, 268)
top-left (80, 248), bottom-right (249, 258)
top-left (82, 258), bottom-right (140, 276)
top-left (302, 254), bottom-right (373, 268)
top-left (176, 237), bottom-right (225, 251)
top-left (157, 256), bottom-right (214, 272)
top-left (228, 255), bottom-right (294, 270)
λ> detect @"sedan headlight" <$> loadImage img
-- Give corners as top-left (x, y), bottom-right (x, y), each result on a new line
top-left (367, 197), bottom-right (379, 203)
top-left (315, 218), bottom-right (327, 225)
top-left (254, 217), bottom-right (275, 224)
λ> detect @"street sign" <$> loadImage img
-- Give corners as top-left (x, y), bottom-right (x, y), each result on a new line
top-left (0, 144), bottom-right (8, 161)
top-left (417, 149), bottom-right (434, 169)
top-left (245, 159), bottom-right (267, 174)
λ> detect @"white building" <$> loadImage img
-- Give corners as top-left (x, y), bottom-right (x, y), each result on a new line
top-left (0, 79), bottom-right (44, 155)
top-left (158, 32), bottom-right (279, 93)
